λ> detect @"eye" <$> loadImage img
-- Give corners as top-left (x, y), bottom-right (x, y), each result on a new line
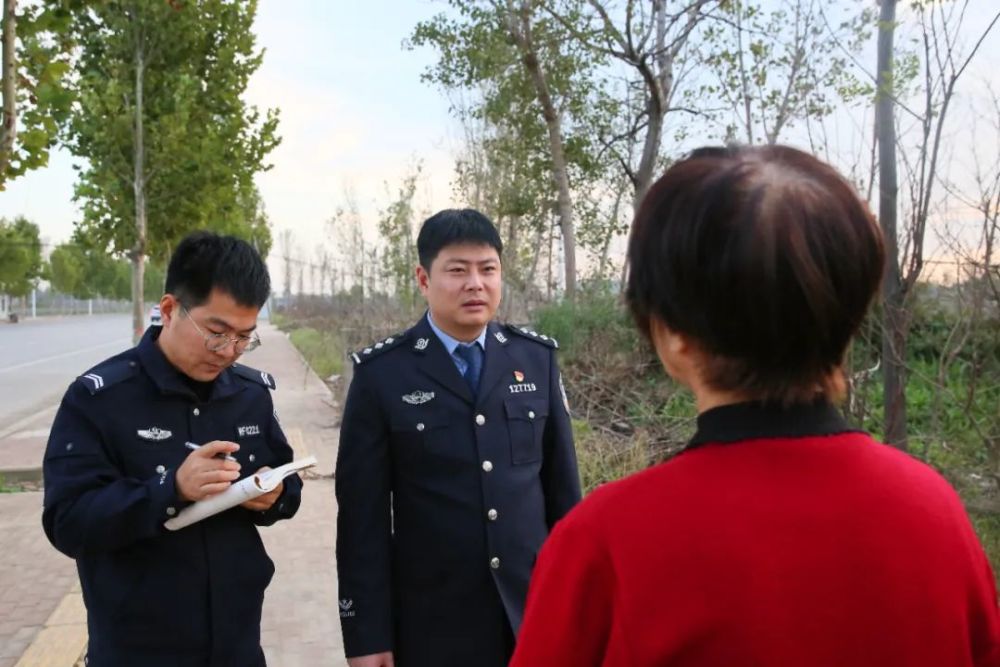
top-left (207, 328), bottom-right (227, 336)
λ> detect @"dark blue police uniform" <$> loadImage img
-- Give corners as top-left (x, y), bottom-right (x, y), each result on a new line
top-left (42, 327), bottom-right (302, 667)
top-left (335, 315), bottom-right (581, 667)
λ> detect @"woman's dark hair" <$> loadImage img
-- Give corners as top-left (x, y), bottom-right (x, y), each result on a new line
top-left (417, 209), bottom-right (503, 270)
top-left (165, 231), bottom-right (271, 309)
top-left (626, 145), bottom-right (885, 404)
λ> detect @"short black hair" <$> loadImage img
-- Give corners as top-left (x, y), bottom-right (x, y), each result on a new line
top-left (417, 209), bottom-right (503, 269)
top-left (165, 231), bottom-right (271, 309)
top-left (626, 145), bottom-right (885, 404)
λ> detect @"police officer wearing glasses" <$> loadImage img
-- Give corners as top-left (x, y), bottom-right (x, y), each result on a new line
top-left (42, 231), bottom-right (302, 667)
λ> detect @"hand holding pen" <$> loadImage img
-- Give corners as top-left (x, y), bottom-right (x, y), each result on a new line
top-left (185, 441), bottom-right (238, 462)
top-left (175, 440), bottom-right (242, 502)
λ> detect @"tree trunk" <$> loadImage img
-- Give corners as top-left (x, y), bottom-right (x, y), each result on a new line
top-left (0, 0), bottom-right (16, 178)
top-left (876, 0), bottom-right (908, 449)
top-left (632, 0), bottom-right (667, 213)
top-left (131, 27), bottom-right (147, 344)
top-left (507, 0), bottom-right (576, 299)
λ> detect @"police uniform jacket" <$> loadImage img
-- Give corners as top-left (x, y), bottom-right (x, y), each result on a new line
top-left (42, 327), bottom-right (302, 667)
top-left (335, 315), bottom-right (581, 666)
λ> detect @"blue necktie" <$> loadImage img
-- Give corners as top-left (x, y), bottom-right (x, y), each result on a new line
top-left (455, 343), bottom-right (483, 396)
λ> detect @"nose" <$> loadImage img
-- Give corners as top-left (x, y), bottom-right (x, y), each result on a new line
top-left (214, 341), bottom-right (239, 360)
top-left (465, 269), bottom-right (485, 290)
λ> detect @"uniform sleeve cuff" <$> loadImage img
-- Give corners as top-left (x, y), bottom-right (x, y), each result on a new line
top-left (149, 467), bottom-right (189, 524)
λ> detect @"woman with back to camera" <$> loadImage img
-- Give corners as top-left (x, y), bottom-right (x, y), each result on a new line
top-left (509, 145), bottom-right (1000, 666)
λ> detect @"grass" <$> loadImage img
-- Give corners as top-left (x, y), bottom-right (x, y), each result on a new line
top-left (288, 327), bottom-right (344, 379)
top-left (0, 475), bottom-right (18, 493)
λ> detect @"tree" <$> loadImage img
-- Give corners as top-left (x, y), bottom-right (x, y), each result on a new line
top-left (412, 0), bottom-right (616, 300)
top-left (0, 215), bottom-right (41, 296)
top-left (875, 0), bottom-right (903, 447)
top-left (47, 242), bottom-right (86, 297)
top-left (875, 0), bottom-right (1000, 448)
top-left (547, 0), bottom-right (716, 211)
top-left (0, 0), bottom-right (81, 188)
top-left (377, 163), bottom-right (421, 307)
top-left (701, 0), bottom-right (873, 148)
top-left (66, 0), bottom-right (279, 341)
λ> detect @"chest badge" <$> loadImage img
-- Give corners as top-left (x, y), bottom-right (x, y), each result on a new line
top-left (402, 390), bottom-right (435, 405)
top-left (137, 427), bottom-right (172, 442)
top-left (238, 424), bottom-right (262, 437)
top-left (509, 370), bottom-right (537, 394)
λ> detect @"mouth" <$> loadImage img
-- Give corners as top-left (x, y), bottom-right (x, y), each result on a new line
top-left (462, 300), bottom-right (487, 309)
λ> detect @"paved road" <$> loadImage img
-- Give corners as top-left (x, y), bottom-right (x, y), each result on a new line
top-left (0, 315), bottom-right (133, 469)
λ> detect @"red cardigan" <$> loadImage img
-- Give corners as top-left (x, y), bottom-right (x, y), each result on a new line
top-left (511, 402), bottom-right (1000, 667)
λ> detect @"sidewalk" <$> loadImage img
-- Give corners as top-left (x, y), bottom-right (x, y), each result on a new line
top-left (0, 322), bottom-right (348, 666)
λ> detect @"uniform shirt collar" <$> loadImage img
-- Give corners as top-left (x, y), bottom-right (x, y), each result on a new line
top-left (426, 311), bottom-right (487, 353)
top-left (137, 326), bottom-right (241, 401)
top-left (687, 399), bottom-right (858, 450)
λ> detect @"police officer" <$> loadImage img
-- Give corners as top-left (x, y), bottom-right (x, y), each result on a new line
top-left (42, 232), bottom-right (302, 667)
top-left (336, 209), bottom-right (582, 667)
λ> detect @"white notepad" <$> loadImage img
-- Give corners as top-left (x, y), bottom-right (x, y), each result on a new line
top-left (164, 456), bottom-right (317, 531)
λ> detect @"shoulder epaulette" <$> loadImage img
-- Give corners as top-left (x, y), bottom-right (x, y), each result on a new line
top-left (505, 323), bottom-right (559, 349)
top-left (231, 363), bottom-right (277, 389)
top-left (351, 331), bottom-right (409, 365)
top-left (77, 357), bottom-right (139, 395)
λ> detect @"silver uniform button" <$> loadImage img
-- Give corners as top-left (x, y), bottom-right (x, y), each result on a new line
top-left (155, 465), bottom-right (166, 474)
top-left (528, 410), bottom-right (535, 419)
top-left (490, 557), bottom-right (501, 569)
top-left (487, 509), bottom-right (498, 521)
top-left (475, 414), bottom-right (486, 426)
top-left (193, 408), bottom-right (200, 416)
top-left (166, 506), bottom-right (177, 517)
top-left (416, 423), bottom-right (425, 432)
top-left (482, 460), bottom-right (493, 472)
top-left (248, 454), bottom-right (256, 463)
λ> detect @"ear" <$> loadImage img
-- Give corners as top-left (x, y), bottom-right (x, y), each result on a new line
top-left (159, 294), bottom-right (179, 328)
top-left (649, 318), bottom-right (694, 386)
top-left (415, 264), bottom-right (430, 295)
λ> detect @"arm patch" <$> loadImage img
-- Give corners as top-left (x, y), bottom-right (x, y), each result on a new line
top-left (76, 358), bottom-right (138, 395)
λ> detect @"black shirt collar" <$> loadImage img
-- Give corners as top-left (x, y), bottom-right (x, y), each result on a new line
top-left (136, 326), bottom-right (242, 402)
top-left (687, 400), bottom-right (858, 450)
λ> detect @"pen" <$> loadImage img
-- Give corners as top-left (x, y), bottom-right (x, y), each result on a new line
top-left (184, 441), bottom-right (238, 463)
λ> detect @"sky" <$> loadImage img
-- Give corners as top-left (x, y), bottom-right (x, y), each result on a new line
top-left (1, 1), bottom-right (999, 291)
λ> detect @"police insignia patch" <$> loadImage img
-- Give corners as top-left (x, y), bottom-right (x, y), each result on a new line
top-left (402, 391), bottom-right (435, 405)
top-left (414, 338), bottom-right (429, 351)
top-left (137, 427), bottom-right (173, 441)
